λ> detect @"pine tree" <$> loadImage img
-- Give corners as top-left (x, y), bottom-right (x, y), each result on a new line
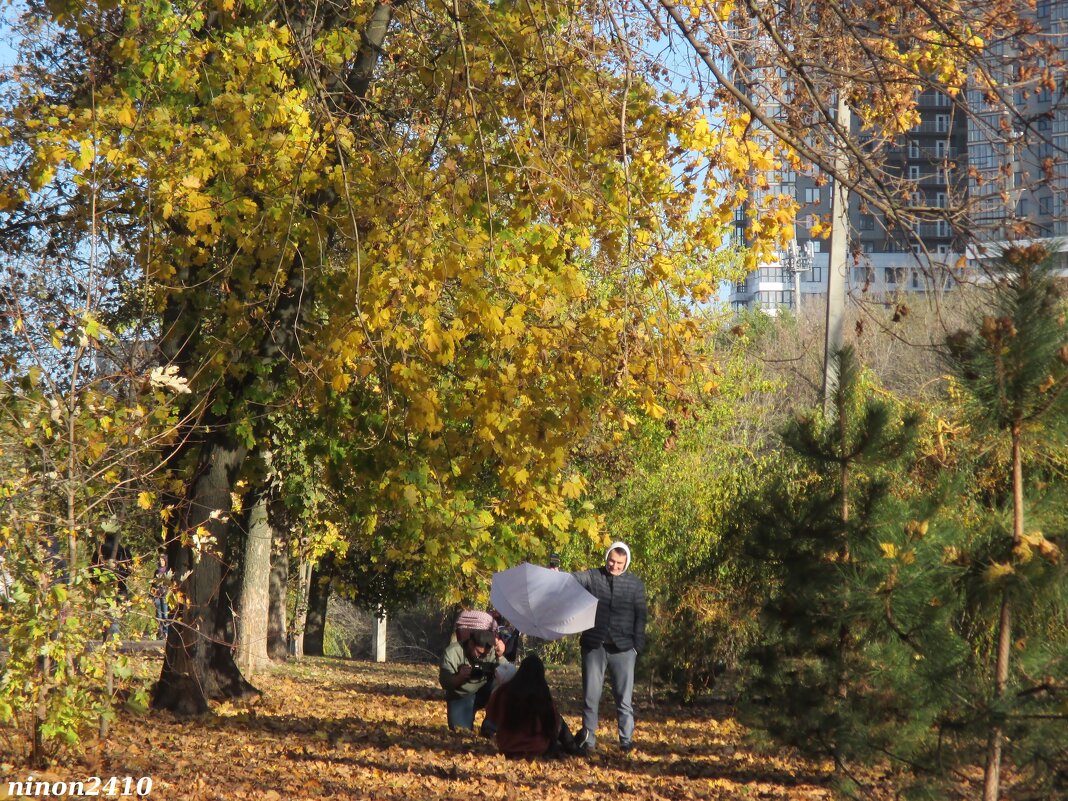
top-left (740, 346), bottom-right (973, 794)
top-left (943, 244), bottom-right (1068, 801)
top-left (739, 249), bottom-right (1068, 798)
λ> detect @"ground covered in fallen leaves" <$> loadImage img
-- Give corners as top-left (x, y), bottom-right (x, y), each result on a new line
top-left (6, 658), bottom-right (857, 801)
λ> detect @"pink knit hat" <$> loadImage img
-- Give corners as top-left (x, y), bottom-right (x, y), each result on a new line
top-left (454, 610), bottom-right (497, 642)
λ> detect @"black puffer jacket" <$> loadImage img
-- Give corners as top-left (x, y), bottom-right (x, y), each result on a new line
top-left (573, 542), bottom-right (647, 653)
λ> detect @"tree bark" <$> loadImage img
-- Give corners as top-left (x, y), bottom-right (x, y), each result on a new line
top-left (267, 531), bottom-right (289, 662)
top-left (152, 436), bottom-right (259, 715)
top-left (304, 557), bottom-right (332, 657)
top-left (290, 557), bottom-right (313, 659)
top-left (983, 425), bottom-right (1025, 801)
top-left (236, 489), bottom-right (273, 674)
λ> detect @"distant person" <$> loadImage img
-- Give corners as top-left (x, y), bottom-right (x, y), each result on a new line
top-left (483, 654), bottom-right (581, 759)
top-left (152, 553), bottom-right (170, 640)
top-left (0, 552), bottom-right (12, 606)
top-left (91, 532), bottom-right (132, 640)
top-left (571, 541), bottom-right (647, 753)
top-left (439, 628), bottom-right (500, 730)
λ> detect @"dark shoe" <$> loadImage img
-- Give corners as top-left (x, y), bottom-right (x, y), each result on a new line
top-left (575, 727), bottom-right (595, 754)
top-left (558, 722), bottom-right (582, 756)
top-left (619, 741), bottom-right (633, 754)
top-left (545, 742), bottom-right (572, 760)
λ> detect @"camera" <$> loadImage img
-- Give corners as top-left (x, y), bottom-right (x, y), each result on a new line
top-left (468, 661), bottom-right (497, 680)
top-left (548, 552), bottom-right (561, 568)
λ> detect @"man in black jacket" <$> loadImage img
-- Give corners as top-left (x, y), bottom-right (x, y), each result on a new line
top-left (572, 541), bottom-right (646, 753)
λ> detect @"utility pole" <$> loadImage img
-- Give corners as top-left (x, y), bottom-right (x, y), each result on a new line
top-left (782, 240), bottom-right (812, 314)
top-left (1002, 110), bottom-right (1024, 241)
top-left (823, 94), bottom-right (851, 411)
top-left (793, 249), bottom-right (802, 314)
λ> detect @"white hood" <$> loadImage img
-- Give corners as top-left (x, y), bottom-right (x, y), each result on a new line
top-left (605, 541), bottom-right (632, 573)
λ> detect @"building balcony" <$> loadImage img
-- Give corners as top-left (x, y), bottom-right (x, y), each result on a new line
top-left (910, 121), bottom-right (954, 134)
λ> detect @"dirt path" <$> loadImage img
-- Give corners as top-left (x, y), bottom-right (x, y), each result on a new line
top-left (4, 658), bottom-right (840, 800)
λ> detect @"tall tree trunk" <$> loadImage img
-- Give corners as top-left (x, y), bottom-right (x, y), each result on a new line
top-left (290, 556), bottom-right (313, 659)
top-left (151, 0), bottom-right (398, 713)
top-left (983, 425), bottom-right (1025, 801)
top-left (267, 531), bottom-right (289, 662)
top-left (835, 363), bottom-right (851, 702)
top-left (236, 489), bottom-right (273, 674)
top-left (152, 436), bottom-right (259, 714)
top-left (304, 556), bottom-right (333, 657)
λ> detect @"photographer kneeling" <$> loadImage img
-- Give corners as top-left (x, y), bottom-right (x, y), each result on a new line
top-left (439, 628), bottom-right (501, 730)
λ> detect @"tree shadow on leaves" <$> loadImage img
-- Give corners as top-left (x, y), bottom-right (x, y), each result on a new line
top-left (613, 752), bottom-right (830, 788)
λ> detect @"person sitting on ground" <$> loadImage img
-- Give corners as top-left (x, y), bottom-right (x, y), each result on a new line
top-left (482, 654), bottom-right (581, 760)
top-left (439, 628), bottom-right (500, 731)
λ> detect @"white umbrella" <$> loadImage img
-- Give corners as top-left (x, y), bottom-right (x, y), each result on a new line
top-left (490, 562), bottom-right (597, 641)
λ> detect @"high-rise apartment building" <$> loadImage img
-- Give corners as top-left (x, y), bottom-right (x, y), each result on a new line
top-left (967, 0), bottom-right (1068, 241)
top-left (729, 93), bottom-right (968, 314)
top-left (728, 2), bottom-right (1068, 314)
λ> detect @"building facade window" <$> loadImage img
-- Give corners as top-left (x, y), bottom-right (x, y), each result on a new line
top-left (970, 143), bottom-right (993, 169)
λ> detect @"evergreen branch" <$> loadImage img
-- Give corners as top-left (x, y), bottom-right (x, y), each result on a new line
top-left (882, 596), bottom-right (924, 656)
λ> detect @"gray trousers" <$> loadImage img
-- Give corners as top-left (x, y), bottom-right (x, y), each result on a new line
top-left (581, 645), bottom-right (636, 746)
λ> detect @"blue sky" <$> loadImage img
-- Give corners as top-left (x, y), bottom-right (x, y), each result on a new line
top-left (0, 4), bottom-right (17, 76)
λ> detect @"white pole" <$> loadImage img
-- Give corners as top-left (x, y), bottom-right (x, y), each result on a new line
top-left (372, 613), bottom-right (387, 663)
top-left (823, 95), bottom-right (851, 411)
top-left (793, 263), bottom-right (802, 313)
